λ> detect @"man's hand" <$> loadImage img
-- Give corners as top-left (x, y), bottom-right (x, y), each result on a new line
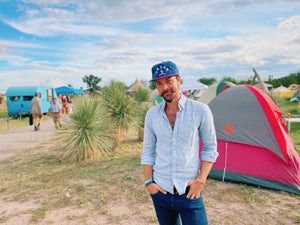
top-left (186, 179), bottom-right (204, 199)
top-left (147, 183), bottom-right (167, 195)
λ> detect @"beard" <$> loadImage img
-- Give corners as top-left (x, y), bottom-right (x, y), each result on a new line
top-left (160, 88), bottom-right (178, 103)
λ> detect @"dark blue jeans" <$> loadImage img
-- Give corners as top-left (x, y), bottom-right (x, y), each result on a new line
top-left (150, 190), bottom-right (208, 225)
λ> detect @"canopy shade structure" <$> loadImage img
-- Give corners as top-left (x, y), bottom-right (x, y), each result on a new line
top-left (179, 80), bottom-right (208, 91)
top-left (42, 78), bottom-right (66, 88)
top-left (55, 86), bottom-right (84, 95)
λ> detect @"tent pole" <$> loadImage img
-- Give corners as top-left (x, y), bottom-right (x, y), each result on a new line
top-left (222, 141), bottom-right (228, 182)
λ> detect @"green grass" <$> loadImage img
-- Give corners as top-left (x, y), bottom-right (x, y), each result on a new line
top-left (276, 97), bottom-right (300, 154)
top-left (0, 108), bottom-right (51, 132)
top-left (0, 108), bottom-right (8, 118)
top-left (290, 123), bottom-right (300, 154)
top-left (0, 117), bottom-right (30, 132)
top-left (276, 97), bottom-right (300, 115)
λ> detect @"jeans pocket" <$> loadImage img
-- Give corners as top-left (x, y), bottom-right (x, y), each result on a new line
top-left (150, 191), bottom-right (160, 197)
top-left (184, 189), bottom-right (202, 201)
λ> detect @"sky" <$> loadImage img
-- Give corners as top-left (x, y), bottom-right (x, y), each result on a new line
top-left (0, 0), bottom-right (300, 93)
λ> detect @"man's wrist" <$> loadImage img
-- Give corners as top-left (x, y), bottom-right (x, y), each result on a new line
top-left (196, 177), bottom-right (205, 185)
top-left (145, 178), bottom-right (154, 186)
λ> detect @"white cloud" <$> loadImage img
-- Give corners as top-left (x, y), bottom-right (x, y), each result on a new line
top-left (2, 17), bottom-right (122, 37)
top-left (42, 7), bottom-right (75, 19)
top-left (0, 45), bottom-right (8, 52)
top-left (278, 15), bottom-right (300, 30)
top-left (96, 34), bottom-right (154, 49)
top-left (0, 55), bottom-right (31, 66)
top-left (0, 39), bottom-right (43, 49)
top-left (273, 17), bottom-right (285, 21)
top-left (158, 17), bottom-right (186, 31)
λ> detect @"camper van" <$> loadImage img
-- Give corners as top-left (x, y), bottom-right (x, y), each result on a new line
top-left (6, 86), bottom-right (57, 116)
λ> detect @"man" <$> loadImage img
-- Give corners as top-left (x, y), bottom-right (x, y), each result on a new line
top-left (49, 97), bottom-right (62, 129)
top-left (30, 92), bottom-right (43, 131)
top-left (141, 61), bottom-right (218, 225)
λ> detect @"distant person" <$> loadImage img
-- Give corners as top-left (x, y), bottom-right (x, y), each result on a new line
top-left (61, 95), bottom-right (68, 115)
top-left (57, 94), bottom-right (63, 104)
top-left (49, 97), bottom-right (62, 129)
top-left (67, 96), bottom-right (74, 114)
top-left (30, 92), bottom-right (43, 131)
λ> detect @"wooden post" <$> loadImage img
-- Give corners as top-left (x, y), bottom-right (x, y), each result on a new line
top-left (252, 68), bottom-right (270, 95)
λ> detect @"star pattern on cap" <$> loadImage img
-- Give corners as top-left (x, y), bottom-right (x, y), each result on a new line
top-left (155, 65), bottom-right (170, 76)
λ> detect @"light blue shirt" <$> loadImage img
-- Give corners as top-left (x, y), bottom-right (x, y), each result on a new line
top-left (141, 94), bottom-right (218, 195)
top-left (50, 102), bottom-right (61, 113)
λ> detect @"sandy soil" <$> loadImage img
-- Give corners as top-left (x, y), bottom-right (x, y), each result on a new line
top-left (0, 119), bottom-right (299, 225)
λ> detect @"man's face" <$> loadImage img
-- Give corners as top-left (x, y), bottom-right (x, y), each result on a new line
top-left (155, 76), bottom-right (181, 103)
top-left (52, 99), bottom-right (56, 104)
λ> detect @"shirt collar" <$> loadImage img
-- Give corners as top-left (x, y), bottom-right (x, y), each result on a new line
top-left (160, 92), bottom-right (186, 111)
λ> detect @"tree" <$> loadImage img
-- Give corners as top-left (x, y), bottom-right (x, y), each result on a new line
top-left (82, 75), bottom-right (102, 92)
top-left (222, 76), bottom-right (237, 84)
top-left (198, 77), bottom-right (217, 85)
top-left (149, 80), bottom-right (156, 90)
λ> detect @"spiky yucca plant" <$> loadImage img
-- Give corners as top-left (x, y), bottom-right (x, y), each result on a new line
top-left (58, 95), bottom-right (114, 162)
top-left (134, 86), bottom-right (150, 103)
top-left (102, 80), bottom-right (136, 147)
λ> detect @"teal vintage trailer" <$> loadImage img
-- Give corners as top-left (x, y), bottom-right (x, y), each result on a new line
top-left (6, 86), bottom-right (57, 116)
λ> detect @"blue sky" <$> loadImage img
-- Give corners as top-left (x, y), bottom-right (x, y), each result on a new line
top-left (0, 0), bottom-right (300, 93)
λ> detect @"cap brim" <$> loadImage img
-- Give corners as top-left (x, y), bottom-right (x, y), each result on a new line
top-left (151, 73), bottom-right (179, 81)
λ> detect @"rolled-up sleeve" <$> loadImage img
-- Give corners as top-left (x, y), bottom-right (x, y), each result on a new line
top-left (141, 110), bottom-right (157, 166)
top-left (199, 105), bottom-right (218, 162)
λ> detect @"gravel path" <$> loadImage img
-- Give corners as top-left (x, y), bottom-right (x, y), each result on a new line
top-left (0, 118), bottom-right (57, 161)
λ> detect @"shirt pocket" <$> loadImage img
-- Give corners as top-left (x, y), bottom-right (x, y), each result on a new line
top-left (151, 118), bottom-right (170, 139)
top-left (179, 119), bottom-right (198, 143)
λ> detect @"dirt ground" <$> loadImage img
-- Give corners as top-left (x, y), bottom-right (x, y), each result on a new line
top-left (0, 118), bottom-right (56, 161)
top-left (0, 119), bottom-right (299, 225)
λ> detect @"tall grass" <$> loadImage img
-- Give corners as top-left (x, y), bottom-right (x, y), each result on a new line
top-left (57, 95), bottom-right (114, 162)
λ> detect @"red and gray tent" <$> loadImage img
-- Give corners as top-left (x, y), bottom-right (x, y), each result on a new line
top-left (200, 85), bottom-right (300, 194)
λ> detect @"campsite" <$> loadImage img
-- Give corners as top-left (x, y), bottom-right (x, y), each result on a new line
top-left (0, 76), bottom-right (299, 225)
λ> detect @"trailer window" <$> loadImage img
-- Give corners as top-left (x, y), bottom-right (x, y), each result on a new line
top-left (47, 89), bottom-right (53, 101)
top-left (23, 96), bottom-right (34, 101)
top-left (9, 96), bottom-right (21, 102)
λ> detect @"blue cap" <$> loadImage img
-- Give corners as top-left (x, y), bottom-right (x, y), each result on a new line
top-left (151, 61), bottom-right (179, 81)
